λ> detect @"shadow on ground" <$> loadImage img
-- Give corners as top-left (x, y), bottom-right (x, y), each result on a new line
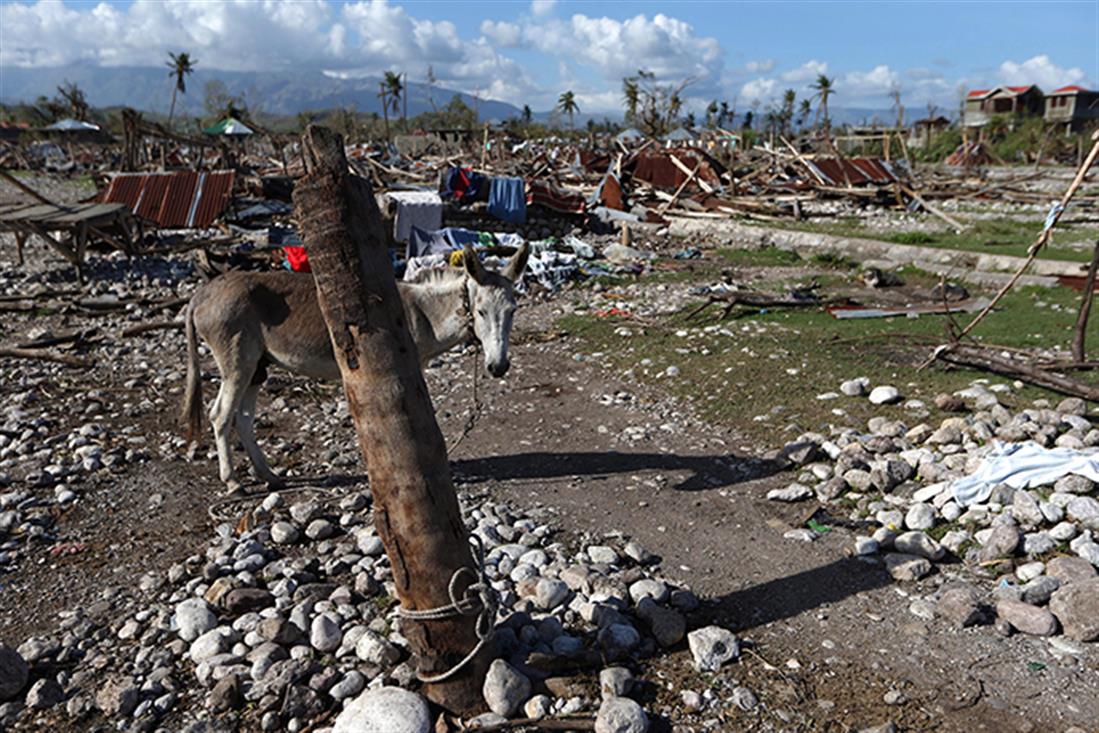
top-left (699, 556), bottom-right (891, 632)
top-left (453, 450), bottom-right (785, 491)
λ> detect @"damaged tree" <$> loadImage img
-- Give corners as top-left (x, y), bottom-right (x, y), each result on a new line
top-left (292, 125), bottom-right (490, 715)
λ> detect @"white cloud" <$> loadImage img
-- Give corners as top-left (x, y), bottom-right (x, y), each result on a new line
top-left (781, 60), bottom-right (827, 83)
top-left (740, 78), bottom-right (777, 104)
top-left (523, 13), bottom-right (722, 84)
top-left (480, 19), bottom-right (521, 47)
top-left (840, 64), bottom-right (900, 98)
top-left (530, 0), bottom-right (556, 17)
top-left (746, 59), bottom-right (775, 74)
top-left (999, 54), bottom-right (1086, 90)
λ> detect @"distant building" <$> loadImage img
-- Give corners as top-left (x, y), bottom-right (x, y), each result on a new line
top-left (908, 115), bottom-right (951, 149)
top-left (964, 85), bottom-right (1044, 128)
top-left (1044, 85), bottom-right (1099, 133)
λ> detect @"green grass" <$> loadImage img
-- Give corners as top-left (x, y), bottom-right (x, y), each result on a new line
top-left (751, 217), bottom-right (1092, 263)
top-left (560, 281), bottom-right (1092, 445)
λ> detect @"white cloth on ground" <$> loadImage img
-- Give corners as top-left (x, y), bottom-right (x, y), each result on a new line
top-left (951, 441), bottom-right (1099, 506)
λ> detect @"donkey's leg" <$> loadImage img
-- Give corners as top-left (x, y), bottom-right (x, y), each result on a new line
top-left (236, 382), bottom-right (284, 488)
top-left (211, 374), bottom-right (249, 493)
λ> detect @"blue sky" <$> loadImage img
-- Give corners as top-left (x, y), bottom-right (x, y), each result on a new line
top-left (2, 0), bottom-right (1096, 113)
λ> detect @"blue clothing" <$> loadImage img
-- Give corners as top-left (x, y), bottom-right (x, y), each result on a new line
top-left (407, 226), bottom-right (481, 259)
top-left (488, 177), bottom-right (527, 224)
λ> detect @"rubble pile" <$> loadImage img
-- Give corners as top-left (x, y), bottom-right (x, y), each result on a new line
top-left (770, 380), bottom-right (1099, 646)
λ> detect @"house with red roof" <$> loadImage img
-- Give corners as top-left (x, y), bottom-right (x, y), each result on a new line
top-left (1044, 85), bottom-right (1099, 133)
top-left (963, 85), bottom-right (1044, 128)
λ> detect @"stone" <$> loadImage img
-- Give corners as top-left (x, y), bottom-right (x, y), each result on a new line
top-left (588, 545), bottom-right (620, 564)
top-left (893, 531), bottom-right (944, 561)
top-left (996, 599), bottom-right (1058, 636)
top-left (854, 536), bottom-right (879, 555)
top-left (483, 659), bottom-right (531, 717)
top-left (1049, 579), bottom-right (1099, 641)
top-left (524, 695), bottom-right (551, 719)
top-left (904, 504), bottom-right (936, 531)
top-left (731, 686), bottom-right (759, 711)
top-left (1047, 556), bottom-right (1098, 585)
top-left (96, 676), bottom-right (139, 717)
top-left (223, 588), bottom-right (274, 615)
top-left (1067, 496), bottom-right (1099, 529)
top-left (190, 627), bottom-right (234, 663)
top-left (628, 579), bottom-right (669, 605)
top-left (600, 667), bottom-right (633, 699)
top-left (595, 697), bottom-right (649, 733)
top-left (534, 578), bottom-right (570, 610)
top-left (1055, 475), bottom-right (1095, 495)
top-left (1021, 576), bottom-right (1060, 606)
top-left (25, 677), bottom-right (64, 709)
top-left (0, 644), bottom-right (28, 701)
top-left (869, 386), bottom-right (901, 405)
top-left (270, 521), bottom-right (300, 544)
top-left (333, 687), bottom-right (431, 733)
top-left (1057, 397), bottom-right (1087, 416)
top-left (635, 597), bottom-right (685, 647)
top-left (766, 483), bottom-right (812, 502)
top-left (883, 553), bottom-right (932, 581)
top-left (978, 525), bottom-right (1020, 562)
top-left (687, 626), bottom-right (739, 672)
top-left (329, 671), bottom-right (365, 701)
top-left (598, 623), bottom-right (641, 660)
top-left (209, 674), bottom-right (242, 712)
top-left (355, 630), bottom-right (400, 667)
top-left (840, 378), bottom-right (869, 396)
top-left (174, 598), bottom-right (217, 642)
top-left (310, 613), bottom-right (342, 653)
top-left (936, 587), bottom-right (982, 628)
top-left (258, 617), bottom-right (304, 646)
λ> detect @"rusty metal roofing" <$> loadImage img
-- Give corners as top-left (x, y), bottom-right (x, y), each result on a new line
top-left (103, 171), bottom-right (235, 228)
top-left (806, 157), bottom-right (900, 186)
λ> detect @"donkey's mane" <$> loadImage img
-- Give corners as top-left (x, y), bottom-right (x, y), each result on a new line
top-left (403, 265), bottom-right (468, 287)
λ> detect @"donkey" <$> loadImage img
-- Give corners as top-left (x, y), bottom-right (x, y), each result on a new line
top-left (181, 243), bottom-right (528, 493)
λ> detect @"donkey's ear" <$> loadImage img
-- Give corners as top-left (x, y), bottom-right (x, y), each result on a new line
top-left (502, 241), bottom-right (530, 282)
top-left (462, 244), bottom-right (487, 284)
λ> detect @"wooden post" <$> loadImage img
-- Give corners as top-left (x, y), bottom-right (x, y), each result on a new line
top-left (1072, 240), bottom-right (1099, 362)
top-left (292, 125), bottom-right (490, 715)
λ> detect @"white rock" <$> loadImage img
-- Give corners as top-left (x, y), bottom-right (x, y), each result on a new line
top-left (687, 626), bottom-right (739, 672)
top-left (868, 386), bottom-right (901, 405)
top-left (595, 697), bottom-right (649, 733)
top-left (174, 599), bottom-right (217, 642)
top-left (482, 659), bottom-right (531, 717)
top-left (333, 687), bottom-right (431, 733)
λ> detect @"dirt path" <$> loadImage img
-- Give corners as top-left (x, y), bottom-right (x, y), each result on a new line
top-left (439, 305), bottom-right (1099, 732)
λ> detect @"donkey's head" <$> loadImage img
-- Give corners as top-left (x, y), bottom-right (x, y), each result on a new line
top-left (462, 243), bottom-right (530, 378)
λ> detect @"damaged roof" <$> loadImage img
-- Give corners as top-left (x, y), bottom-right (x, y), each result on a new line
top-left (102, 170), bottom-right (235, 228)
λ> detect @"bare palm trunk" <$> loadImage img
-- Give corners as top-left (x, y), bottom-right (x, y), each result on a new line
top-left (168, 87), bottom-right (178, 130)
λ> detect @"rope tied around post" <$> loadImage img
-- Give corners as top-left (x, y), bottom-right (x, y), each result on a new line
top-left (396, 535), bottom-right (498, 684)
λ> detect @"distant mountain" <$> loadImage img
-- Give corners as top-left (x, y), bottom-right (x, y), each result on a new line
top-left (0, 64), bottom-right (522, 121)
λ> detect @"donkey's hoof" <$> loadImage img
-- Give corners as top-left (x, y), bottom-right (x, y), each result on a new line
top-left (264, 476), bottom-right (287, 490)
top-left (223, 479), bottom-right (246, 497)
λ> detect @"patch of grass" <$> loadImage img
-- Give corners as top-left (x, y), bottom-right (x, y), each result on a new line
top-left (809, 252), bottom-right (859, 270)
top-left (754, 217), bottom-right (1089, 263)
top-left (716, 246), bottom-right (803, 267)
top-left (560, 282), bottom-right (1093, 446)
top-left (888, 231), bottom-right (936, 245)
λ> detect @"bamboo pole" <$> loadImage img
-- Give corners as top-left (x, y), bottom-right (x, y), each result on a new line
top-left (1072, 240), bottom-right (1099, 362)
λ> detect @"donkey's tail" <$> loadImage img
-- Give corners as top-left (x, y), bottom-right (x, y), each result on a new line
top-left (180, 298), bottom-right (204, 443)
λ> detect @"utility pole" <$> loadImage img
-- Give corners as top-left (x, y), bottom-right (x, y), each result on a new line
top-left (292, 125), bottom-right (491, 715)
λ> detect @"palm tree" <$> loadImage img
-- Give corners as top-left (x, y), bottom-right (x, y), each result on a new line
top-left (811, 74), bottom-right (835, 137)
top-left (622, 78), bottom-right (639, 123)
top-left (166, 52), bottom-right (196, 130)
top-left (705, 100), bottom-right (718, 129)
top-left (719, 100), bottom-right (730, 128)
top-left (557, 90), bottom-right (579, 130)
top-left (522, 105), bottom-right (533, 124)
top-left (780, 89), bottom-right (796, 136)
top-left (668, 92), bottom-right (682, 127)
top-left (797, 99), bottom-right (812, 130)
top-left (384, 71), bottom-right (403, 132)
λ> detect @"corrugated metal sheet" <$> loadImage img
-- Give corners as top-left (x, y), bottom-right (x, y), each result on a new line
top-left (103, 171), bottom-right (235, 228)
top-left (807, 157), bottom-right (899, 186)
top-left (632, 151), bottom-right (723, 190)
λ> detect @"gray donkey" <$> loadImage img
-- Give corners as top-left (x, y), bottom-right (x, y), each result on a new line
top-left (182, 243), bottom-right (528, 492)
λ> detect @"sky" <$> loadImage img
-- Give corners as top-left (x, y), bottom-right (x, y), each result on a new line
top-left (1, 0), bottom-right (1097, 115)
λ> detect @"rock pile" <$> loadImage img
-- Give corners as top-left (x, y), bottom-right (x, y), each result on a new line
top-left (0, 488), bottom-right (739, 731)
top-left (770, 379), bottom-right (1099, 646)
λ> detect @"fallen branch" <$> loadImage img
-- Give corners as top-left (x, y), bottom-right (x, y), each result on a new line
top-left (460, 716), bottom-right (596, 732)
top-left (935, 344), bottom-right (1099, 401)
top-left (0, 347), bottom-right (92, 367)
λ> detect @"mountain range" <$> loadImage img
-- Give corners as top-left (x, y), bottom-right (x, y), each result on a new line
top-left (0, 65), bottom-right (523, 121)
top-left (0, 65), bottom-right (923, 128)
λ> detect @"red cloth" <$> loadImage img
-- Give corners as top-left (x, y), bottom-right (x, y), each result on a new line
top-left (284, 246), bottom-right (311, 273)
